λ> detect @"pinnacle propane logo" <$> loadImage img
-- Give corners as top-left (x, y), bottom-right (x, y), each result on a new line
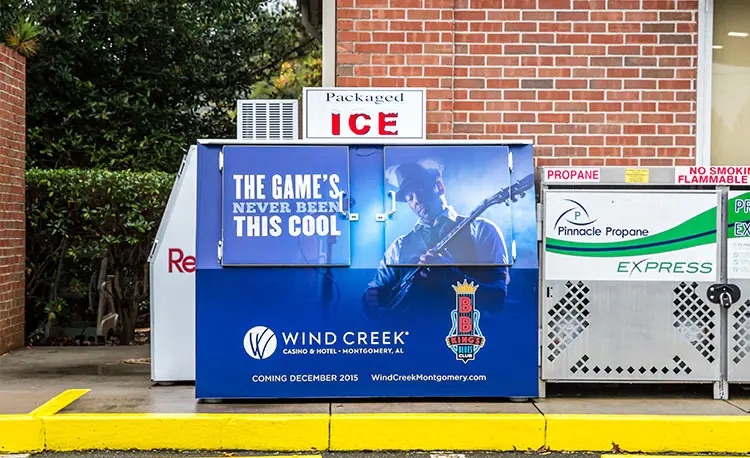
top-left (553, 198), bottom-right (650, 239)
top-left (446, 280), bottom-right (485, 363)
top-left (553, 199), bottom-right (597, 230)
top-left (616, 258), bottom-right (713, 277)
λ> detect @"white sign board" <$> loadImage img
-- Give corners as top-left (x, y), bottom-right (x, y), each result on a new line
top-left (544, 190), bottom-right (718, 281)
top-left (542, 167), bottom-right (600, 183)
top-left (148, 146), bottom-right (197, 382)
top-left (675, 166), bottom-right (750, 185)
top-left (729, 190), bottom-right (750, 279)
top-left (303, 87), bottom-right (426, 140)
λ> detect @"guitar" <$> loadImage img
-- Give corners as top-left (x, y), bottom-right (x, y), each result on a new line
top-left (381, 172), bottom-right (536, 312)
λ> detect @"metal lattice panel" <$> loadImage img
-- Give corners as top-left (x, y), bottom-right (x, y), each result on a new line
top-left (546, 280), bottom-right (591, 362)
top-left (732, 300), bottom-right (750, 364)
top-left (672, 281), bottom-right (716, 363)
top-left (570, 354), bottom-right (693, 376)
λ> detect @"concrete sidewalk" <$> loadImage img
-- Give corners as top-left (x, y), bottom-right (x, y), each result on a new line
top-left (3, 345), bottom-right (750, 415)
top-left (2, 345), bottom-right (750, 454)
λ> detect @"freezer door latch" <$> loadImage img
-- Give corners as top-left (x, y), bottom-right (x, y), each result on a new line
top-left (375, 190), bottom-right (397, 222)
top-left (707, 283), bottom-right (742, 309)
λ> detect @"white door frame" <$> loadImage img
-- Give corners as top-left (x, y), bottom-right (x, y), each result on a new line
top-left (696, 0), bottom-right (714, 166)
top-left (321, 0), bottom-right (336, 87)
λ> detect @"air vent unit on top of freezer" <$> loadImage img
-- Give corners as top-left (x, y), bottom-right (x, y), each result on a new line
top-left (236, 99), bottom-right (299, 140)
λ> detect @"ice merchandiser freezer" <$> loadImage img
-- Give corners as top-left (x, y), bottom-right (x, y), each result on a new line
top-left (192, 140), bottom-right (540, 400)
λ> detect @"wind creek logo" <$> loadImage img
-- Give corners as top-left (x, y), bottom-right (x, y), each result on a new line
top-left (243, 326), bottom-right (278, 360)
top-left (553, 199), bottom-right (597, 230)
top-left (446, 280), bottom-right (485, 363)
top-left (617, 258), bottom-right (713, 277)
top-left (242, 326), bottom-right (409, 360)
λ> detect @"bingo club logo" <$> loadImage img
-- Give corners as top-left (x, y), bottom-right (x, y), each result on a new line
top-left (446, 280), bottom-right (485, 363)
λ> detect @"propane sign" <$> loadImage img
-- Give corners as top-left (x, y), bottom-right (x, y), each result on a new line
top-left (543, 167), bottom-right (600, 183)
top-left (303, 88), bottom-right (426, 140)
top-left (544, 189), bottom-right (718, 281)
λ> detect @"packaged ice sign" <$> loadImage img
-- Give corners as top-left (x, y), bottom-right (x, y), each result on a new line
top-left (303, 88), bottom-right (426, 140)
top-left (543, 167), bottom-right (600, 183)
top-left (675, 166), bottom-right (750, 185)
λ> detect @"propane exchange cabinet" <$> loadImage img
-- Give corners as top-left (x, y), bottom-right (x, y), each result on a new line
top-left (539, 166), bottom-right (750, 400)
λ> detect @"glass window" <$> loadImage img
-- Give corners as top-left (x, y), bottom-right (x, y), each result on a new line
top-left (711, 0), bottom-right (750, 165)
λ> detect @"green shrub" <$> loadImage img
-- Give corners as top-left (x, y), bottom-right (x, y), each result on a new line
top-left (26, 168), bottom-right (174, 344)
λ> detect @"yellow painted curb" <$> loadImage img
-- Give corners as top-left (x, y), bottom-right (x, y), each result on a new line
top-left (30, 389), bottom-right (90, 416)
top-left (546, 414), bottom-right (750, 453)
top-left (329, 413), bottom-right (545, 451)
top-left (198, 456), bottom-right (323, 458)
top-left (209, 456), bottom-right (322, 458)
top-left (0, 414), bottom-right (44, 453)
top-left (602, 455), bottom-right (750, 458)
top-left (7, 406), bottom-right (750, 453)
top-left (43, 413), bottom-right (330, 451)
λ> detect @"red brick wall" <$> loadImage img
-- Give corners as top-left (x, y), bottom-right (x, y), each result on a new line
top-left (336, 0), bottom-right (699, 168)
top-left (0, 45), bottom-right (26, 355)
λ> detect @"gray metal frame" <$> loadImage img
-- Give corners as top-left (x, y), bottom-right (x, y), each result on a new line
top-left (727, 187), bottom-right (750, 384)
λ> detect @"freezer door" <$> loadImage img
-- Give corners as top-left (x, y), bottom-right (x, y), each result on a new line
top-left (381, 145), bottom-right (517, 268)
top-left (220, 144), bottom-right (353, 266)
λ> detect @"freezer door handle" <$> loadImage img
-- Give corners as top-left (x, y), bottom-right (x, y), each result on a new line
top-left (337, 191), bottom-right (346, 217)
top-left (387, 190), bottom-right (397, 217)
top-left (375, 190), bottom-right (397, 222)
top-left (338, 191), bottom-right (359, 222)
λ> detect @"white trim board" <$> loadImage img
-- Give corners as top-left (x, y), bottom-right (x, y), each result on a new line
top-left (696, 0), bottom-right (714, 167)
top-left (321, 0), bottom-right (336, 87)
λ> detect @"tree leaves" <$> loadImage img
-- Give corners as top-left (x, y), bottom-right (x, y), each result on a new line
top-left (1, 0), bottom-right (313, 172)
top-left (25, 167), bottom-right (174, 343)
top-left (3, 17), bottom-right (44, 57)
